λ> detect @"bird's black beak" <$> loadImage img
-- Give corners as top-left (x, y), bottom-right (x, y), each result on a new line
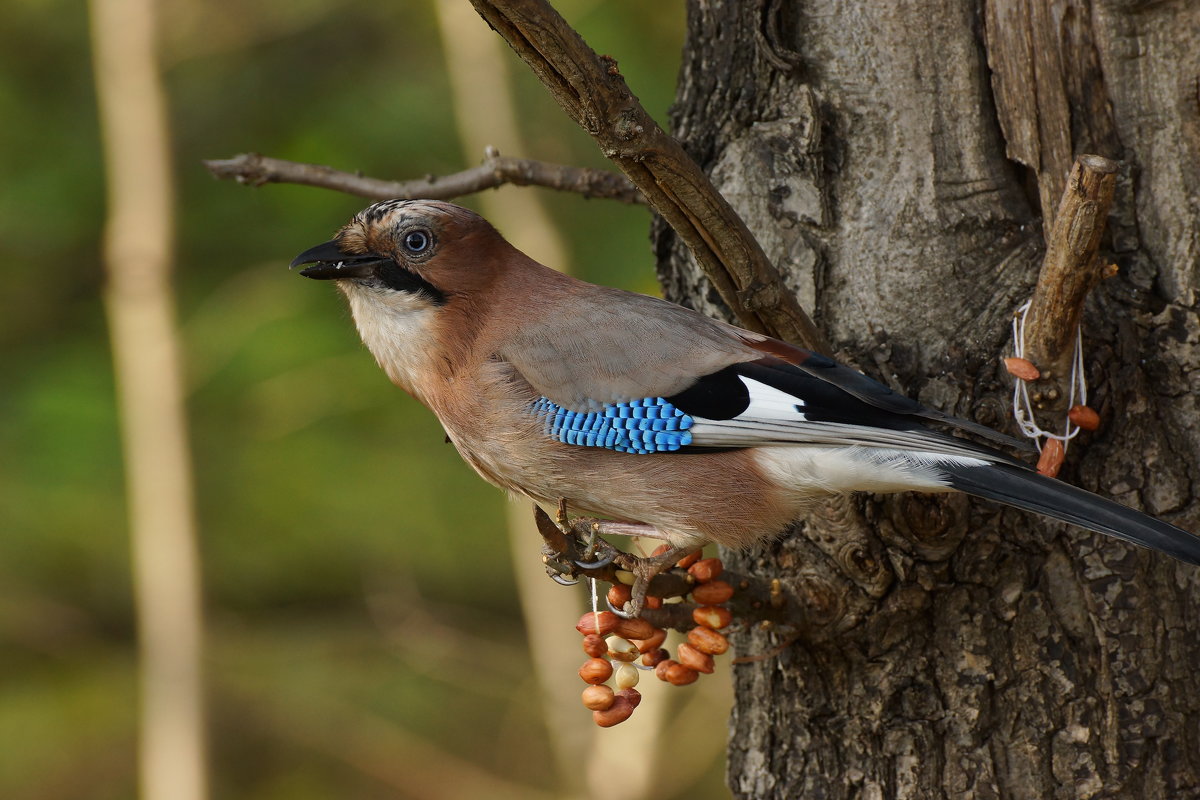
top-left (290, 240), bottom-right (393, 280)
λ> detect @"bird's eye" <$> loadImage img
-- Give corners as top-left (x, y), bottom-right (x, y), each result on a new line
top-left (403, 230), bottom-right (431, 254)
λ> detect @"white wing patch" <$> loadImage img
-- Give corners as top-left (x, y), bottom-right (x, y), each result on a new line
top-left (689, 375), bottom-right (998, 465)
top-left (739, 376), bottom-right (808, 420)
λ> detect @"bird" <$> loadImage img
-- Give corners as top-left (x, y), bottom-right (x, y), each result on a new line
top-left (291, 198), bottom-right (1200, 614)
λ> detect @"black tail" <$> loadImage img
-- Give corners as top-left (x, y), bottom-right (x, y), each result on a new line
top-left (942, 462), bottom-right (1200, 566)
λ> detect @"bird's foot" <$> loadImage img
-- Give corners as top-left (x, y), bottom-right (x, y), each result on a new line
top-left (533, 503), bottom-right (700, 616)
top-left (537, 501), bottom-right (585, 584)
top-left (608, 543), bottom-right (701, 618)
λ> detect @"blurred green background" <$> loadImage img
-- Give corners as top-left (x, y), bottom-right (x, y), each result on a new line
top-left (1, 1), bottom-right (734, 797)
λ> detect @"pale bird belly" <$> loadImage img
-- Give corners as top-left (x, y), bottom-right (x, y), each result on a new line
top-left (449, 426), bottom-right (799, 550)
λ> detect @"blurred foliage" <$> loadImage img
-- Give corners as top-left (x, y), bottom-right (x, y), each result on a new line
top-left (0, 0), bottom-right (736, 797)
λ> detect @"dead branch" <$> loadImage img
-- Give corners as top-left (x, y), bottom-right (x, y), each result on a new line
top-left (1021, 154), bottom-right (1118, 411)
top-left (203, 150), bottom-right (645, 205)
top-left (468, 0), bottom-right (827, 351)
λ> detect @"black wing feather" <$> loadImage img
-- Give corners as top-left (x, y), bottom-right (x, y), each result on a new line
top-left (667, 358), bottom-right (1026, 462)
top-left (944, 461), bottom-right (1200, 565)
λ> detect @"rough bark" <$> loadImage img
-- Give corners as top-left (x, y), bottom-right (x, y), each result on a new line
top-left (655, 1), bottom-right (1200, 797)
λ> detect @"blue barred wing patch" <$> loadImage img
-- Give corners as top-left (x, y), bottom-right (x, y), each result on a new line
top-left (530, 396), bottom-right (694, 454)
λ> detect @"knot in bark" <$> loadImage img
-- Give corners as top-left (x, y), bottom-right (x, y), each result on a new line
top-left (885, 494), bottom-right (969, 561)
top-left (738, 280), bottom-right (782, 311)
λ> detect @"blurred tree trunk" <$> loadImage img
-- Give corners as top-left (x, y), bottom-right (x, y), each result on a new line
top-left (654, 2), bottom-right (1200, 797)
top-left (90, 0), bottom-right (207, 797)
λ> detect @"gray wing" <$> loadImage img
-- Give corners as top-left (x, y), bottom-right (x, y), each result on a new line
top-left (497, 286), bottom-right (757, 410)
top-left (497, 283), bottom-right (1028, 454)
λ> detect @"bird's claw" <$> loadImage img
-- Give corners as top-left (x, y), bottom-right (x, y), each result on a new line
top-left (606, 594), bottom-right (641, 619)
top-left (574, 552), bottom-right (615, 570)
top-left (573, 530), bottom-right (621, 571)
top-left (542, 551), bottom-right (581, 586)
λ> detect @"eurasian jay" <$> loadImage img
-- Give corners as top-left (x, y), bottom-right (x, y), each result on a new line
top-left (292, 199), bottom-right (1200, 614)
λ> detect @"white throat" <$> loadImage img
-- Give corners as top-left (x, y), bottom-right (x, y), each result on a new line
top-left (341, 285), bottom-right (439, 397)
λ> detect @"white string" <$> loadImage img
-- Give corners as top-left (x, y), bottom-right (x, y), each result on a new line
top-left (1010, 300), bottom-right (1087, 452)
top-left (588, 577), bottom-right (600, 634)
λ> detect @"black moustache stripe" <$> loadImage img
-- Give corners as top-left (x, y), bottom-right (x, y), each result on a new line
top-left (376, 260), bottom-right (447, 306)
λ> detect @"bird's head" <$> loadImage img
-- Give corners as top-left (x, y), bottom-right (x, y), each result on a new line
top-left (290, 199), bottom-right (504, 310)
top-left (291, 200), bottom-right (515, 390)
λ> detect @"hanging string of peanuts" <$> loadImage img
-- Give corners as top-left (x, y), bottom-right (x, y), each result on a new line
top-left (575, 546), bottom-right (733, 728)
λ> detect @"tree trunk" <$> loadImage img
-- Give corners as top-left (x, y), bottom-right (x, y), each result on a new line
top-left (654, 1), bottom-right (1200, 797)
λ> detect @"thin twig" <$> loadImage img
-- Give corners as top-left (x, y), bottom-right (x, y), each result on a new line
top-left (1021, 154), bottom-right (1118, 410)
top-left (203, 150), bottom-right (646, 205)
top-left (468, 0), bottom-right (828, 351)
